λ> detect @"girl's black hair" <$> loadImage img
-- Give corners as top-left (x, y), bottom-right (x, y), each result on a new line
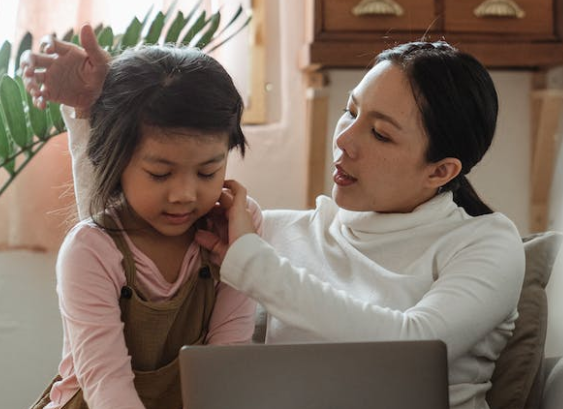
top-left (376, 41), bottom-right (497, 216)
top-left (87, 45), bottom-right (246, 218)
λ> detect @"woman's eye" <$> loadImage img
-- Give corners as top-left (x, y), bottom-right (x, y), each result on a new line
top-left (147, 171), bottom-right (170, 181)
top-left (372, 129), bottom-right (391, 142)
top-left (342, 108), bottom-right (356, 118)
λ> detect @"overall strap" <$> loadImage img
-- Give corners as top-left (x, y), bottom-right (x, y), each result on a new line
top-left (97, 214), bottom-right (137, 288)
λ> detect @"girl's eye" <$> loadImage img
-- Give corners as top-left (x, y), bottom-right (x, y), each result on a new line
top-left (372, 129), bottom-right (391, 142)
top-left (147, 172), bottom-right (170, 181)
top-left (198, 171), bottom-right (217, 180)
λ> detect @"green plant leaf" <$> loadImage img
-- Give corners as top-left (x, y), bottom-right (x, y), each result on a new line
top-left (93, 23), bottom-right (104, 36)
top-left (165, 11), bottom-right (188, 44)
top-left (48, 102), bottom-right (65, 133)
top-left (183, 0), bottom-right (204, 27)
top-left (71, 34), bottom-right (80, 45)
top-left (14, 32), bottom-right (32, 76)
top-left (216, 4), bottom-right (244, 37)
top-left (0, 76), bottom-right (28, 148)
top-left (163, 0), bottom-right (180, 23)
top-left (120, 17), bottom-right (143, 49)
top-left (140, 4), bottom-right (155, 32)
top-left (144, 11), bottom-right (166, 45)
top-left (97, 26), bottom-right (114, 50)
top-left (62, 28), bottom-right (74, 42)
top-left (0, 41), bottom-right (11, 77)
top-left (181, 10), bottom-right (207, 46)
top-left (14, 76), bottom-right (34, 146)
top-left (0, 108), bottom-right (11, 165)
top-left (195, 12), bottom-right (221, 49)
top-left (206, 13), bottom-right (252, 53)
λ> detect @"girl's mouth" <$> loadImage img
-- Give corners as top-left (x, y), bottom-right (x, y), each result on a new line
top-left (163, 211), bottom-right (194, 225)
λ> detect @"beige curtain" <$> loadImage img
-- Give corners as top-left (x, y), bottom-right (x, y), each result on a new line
top-left (0, 0), bottom-right (247, 252)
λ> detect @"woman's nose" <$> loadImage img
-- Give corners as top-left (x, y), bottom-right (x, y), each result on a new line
top-left (334, 122), bottom-right (358, 160)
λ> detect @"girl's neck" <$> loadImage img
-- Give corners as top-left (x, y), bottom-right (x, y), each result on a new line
top-left (115, 204), bottom-right (195, 284)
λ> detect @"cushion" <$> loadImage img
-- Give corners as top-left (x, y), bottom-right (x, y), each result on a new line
top-left (487, 231), bottom-right (563, 409)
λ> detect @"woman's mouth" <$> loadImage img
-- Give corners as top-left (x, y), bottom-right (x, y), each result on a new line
top-left (333, 164), bottom-right (357, 186)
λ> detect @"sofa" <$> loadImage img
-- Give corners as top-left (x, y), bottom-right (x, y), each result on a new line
top-left (1, 231), bottom-right (562, 409)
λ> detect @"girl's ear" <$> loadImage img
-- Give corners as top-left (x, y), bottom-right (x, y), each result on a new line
top-left (425, 157), bottom-right (462, 189)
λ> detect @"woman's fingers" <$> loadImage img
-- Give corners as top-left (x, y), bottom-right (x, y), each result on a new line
top-left (195, 230), bottom-right (228, 265)
top-left (79, 24), bottom-right (109, 65)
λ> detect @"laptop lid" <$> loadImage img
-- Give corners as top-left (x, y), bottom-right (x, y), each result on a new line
top-left (179, 340), bottom-right (449, 409)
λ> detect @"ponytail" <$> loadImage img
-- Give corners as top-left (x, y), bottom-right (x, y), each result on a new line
top-left (450, 175), bottom-right (493, 216)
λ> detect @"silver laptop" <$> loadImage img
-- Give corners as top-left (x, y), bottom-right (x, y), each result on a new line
top-left (179, 340), bottom-right (449, 409)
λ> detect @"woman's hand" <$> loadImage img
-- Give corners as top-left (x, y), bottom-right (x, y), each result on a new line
top-left (20, 24), bottom-right (110, 114)
top-left (196, 180), bottom-right (256, 266)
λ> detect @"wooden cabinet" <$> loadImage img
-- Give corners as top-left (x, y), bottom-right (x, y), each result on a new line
top-left (306, 0), bottom-right (563, 69)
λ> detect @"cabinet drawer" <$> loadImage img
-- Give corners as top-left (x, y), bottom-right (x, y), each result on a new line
top-left (444, 0), bottom-right (554, 37)
top-left (320, 0), bottom-right (437, 33)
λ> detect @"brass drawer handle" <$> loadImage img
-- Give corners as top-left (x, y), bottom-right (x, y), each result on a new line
top-left (474, 0), bottom-right (526, 19)
top-left (352, 0), bottom-right (405, 17)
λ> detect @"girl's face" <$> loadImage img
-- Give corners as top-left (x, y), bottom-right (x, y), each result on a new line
top-left (120, 125), bottom-right (228, 238)
top-left (332, 61), bottom-right (444, 213)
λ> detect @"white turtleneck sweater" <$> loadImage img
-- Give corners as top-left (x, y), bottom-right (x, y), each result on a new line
top-left (221, 194), bottom-right (525, 409)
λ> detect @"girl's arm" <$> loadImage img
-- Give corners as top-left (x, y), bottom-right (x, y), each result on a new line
top-left (57, 225), bottom-right (145, 409)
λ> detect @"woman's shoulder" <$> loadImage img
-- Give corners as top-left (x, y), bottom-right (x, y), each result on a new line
top-left (262, 195), bottom-right (337, 235)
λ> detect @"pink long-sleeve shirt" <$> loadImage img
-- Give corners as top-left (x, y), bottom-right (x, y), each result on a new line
top-left (46, 204), bottom-right (261, 409)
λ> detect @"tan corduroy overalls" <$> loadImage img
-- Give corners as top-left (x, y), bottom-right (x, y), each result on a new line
top-left (30, 224), bottom-right (217, 409)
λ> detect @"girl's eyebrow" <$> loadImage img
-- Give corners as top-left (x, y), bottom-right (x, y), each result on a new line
top-left (350, 93), bottom-right (403, 131)
top-left (141, 153), bottom-right (226, 166)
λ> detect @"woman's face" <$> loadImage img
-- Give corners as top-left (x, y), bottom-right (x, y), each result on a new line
top-left (332, 61), bottom-right (442, 213)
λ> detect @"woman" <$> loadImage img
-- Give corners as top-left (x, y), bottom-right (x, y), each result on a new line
top-left (22, 28), bottom-right (524, 409)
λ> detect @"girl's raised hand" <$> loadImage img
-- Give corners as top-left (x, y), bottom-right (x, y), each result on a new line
top-left (20, 24), bottom-right (110, 113)
top-left (196, 180), bottom-right (256, 266)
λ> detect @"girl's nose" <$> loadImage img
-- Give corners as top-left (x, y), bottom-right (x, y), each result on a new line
top-left (168, 177), bottom-right (196, 203)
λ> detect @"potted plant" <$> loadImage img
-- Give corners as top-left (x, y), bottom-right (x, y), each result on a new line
top-left (0, 1), bottom-right (251, 196)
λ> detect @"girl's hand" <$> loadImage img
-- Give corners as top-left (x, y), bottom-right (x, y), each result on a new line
top-left (20, 24), bottom-right (109, 114)
top-left (196, 180), bottom-right (256, 265)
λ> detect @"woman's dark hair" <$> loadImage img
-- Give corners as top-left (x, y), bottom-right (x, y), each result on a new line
top-left (87, 45), bottom-right (246, 218)
top-left (376, 41), bottom-right (497, 216)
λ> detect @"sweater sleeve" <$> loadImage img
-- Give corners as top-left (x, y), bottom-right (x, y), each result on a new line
top-left (62, 105), bottom-right (94, 221)
top-left (205, 197), bottom-right (263, 344)
top-left (219, 216), bottom-right (525, 360)
top-left (57, 225), bottom-right (145, 409)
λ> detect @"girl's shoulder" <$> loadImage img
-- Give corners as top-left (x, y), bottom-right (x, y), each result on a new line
top-left (58, 218), bottom-right (125, 282)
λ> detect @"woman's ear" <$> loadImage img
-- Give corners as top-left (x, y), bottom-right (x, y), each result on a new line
top-left (425, 157), bottom-right (462, 189)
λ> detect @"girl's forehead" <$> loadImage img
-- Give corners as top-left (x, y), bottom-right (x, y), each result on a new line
top-left (140, 124), bottom-right (229, 141)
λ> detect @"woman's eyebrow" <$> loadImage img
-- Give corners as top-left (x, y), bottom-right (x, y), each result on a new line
top-left (350, 93), bottom-right (403, 131)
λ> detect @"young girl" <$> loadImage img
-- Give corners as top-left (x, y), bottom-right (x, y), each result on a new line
top-left (24, 37), bottom-right (525, 409)
top-left (29, 43), bottom-right (261, 409)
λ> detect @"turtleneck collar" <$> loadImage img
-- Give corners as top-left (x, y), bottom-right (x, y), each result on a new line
top-left (336, 192), bottom-right (460, 235)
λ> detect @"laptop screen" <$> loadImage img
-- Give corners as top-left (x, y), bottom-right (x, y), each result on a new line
top-left (179, 340), bottom-right (449, 409)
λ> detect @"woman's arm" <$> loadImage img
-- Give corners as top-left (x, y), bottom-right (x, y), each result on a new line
top-left (205, 197), bottom-right (263, 344)
top-left (57, 225), bottom-right (144, 409)
top-left (21, 24), bottom-right (109, 112)
top-left (196, 183), bottom-right (525, 360)
top-left (21, 24), bottom-right (109, 220)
